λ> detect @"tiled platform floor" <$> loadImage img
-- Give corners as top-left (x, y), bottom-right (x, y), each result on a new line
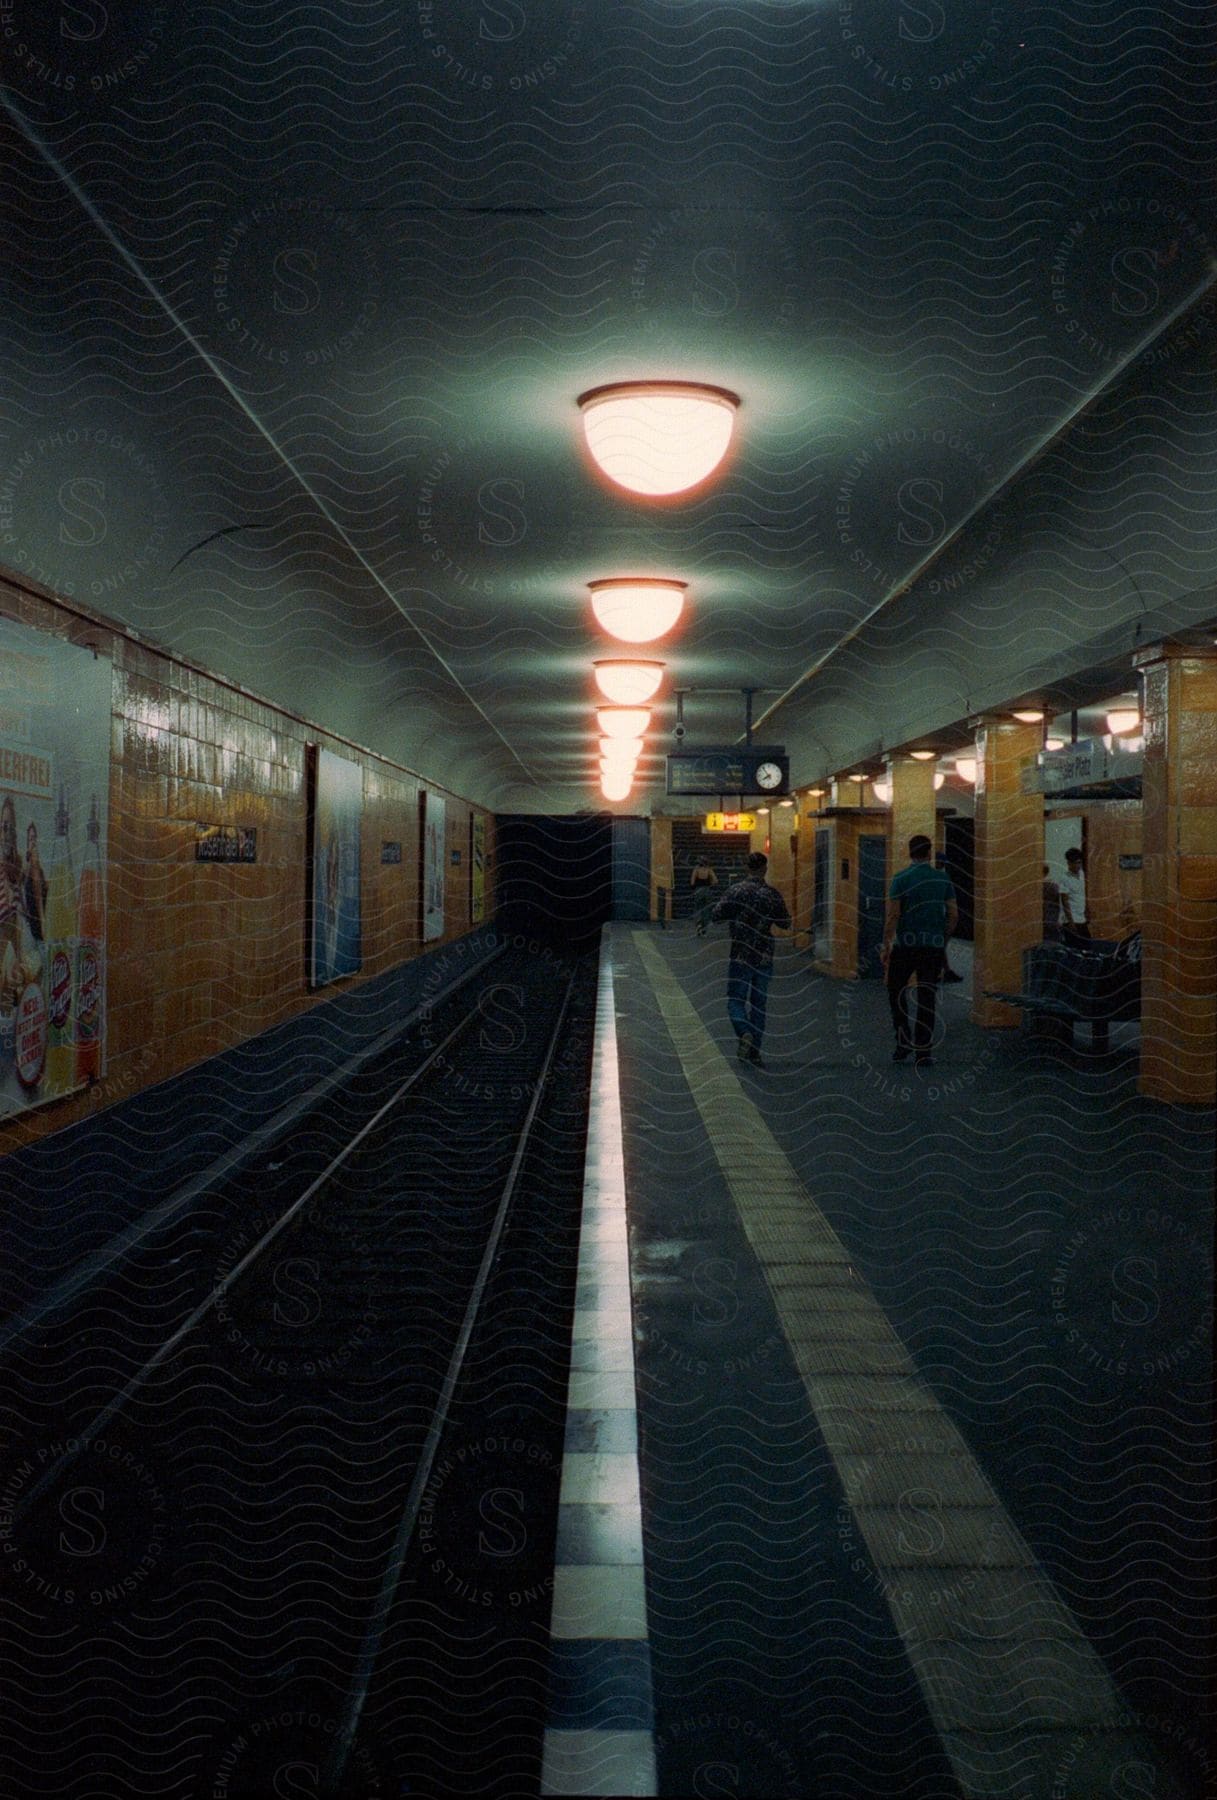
top-left (548, 924), bottom-right (1212, 1799)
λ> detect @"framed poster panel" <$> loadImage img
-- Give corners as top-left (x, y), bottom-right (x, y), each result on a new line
top-left (422, 790), bottom-right (446, 943)
top-left (0, 619), bottom-right (110, 1116)
top-left (308, 747), bottom-right (362, 987)
top-left (471, 814), bottom-right (486, 923)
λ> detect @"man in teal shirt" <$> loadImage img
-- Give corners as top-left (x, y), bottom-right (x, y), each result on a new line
top-left (880, 834), bottom-right (958, 1068)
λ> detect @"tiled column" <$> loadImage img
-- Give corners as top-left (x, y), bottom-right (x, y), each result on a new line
top-left (1134, 640), bottom-right (1217, 1105)
top-left (971, 720), bottom-right (1044, 1027)
top-left (765, 808), bottom-right (796, 921)
top-left (828, 813), bottom-right (861, 979)
top-left (649, 818), bottom-right (672, 922)
top-left (886, 756), bottom-right (937, 872)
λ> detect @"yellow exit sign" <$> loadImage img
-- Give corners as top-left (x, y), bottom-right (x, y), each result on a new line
top-left (704, 812), bottom-right (757, 833)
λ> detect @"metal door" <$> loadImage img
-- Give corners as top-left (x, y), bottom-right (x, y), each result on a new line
top-left (857, 833), bottom-right (888, 979)
top-left (612, 816), bottom-right (651, 920)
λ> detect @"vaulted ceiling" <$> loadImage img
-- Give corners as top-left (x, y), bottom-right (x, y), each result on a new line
top-left (1, 2), bottom-right (1214, 810)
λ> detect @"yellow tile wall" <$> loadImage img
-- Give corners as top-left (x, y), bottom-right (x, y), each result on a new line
top-left (1, 572), bottom-right (496, 1155)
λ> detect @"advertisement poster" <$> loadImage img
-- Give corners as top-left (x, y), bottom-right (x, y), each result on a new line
top-left (471, 814), bottom-right (485, 923)
top-left (422, 791), bottom-right (445, 942)
top-left (0, 619), bottom-right (110, 1116)
top-left (310, 748), bottom-right (362, 987)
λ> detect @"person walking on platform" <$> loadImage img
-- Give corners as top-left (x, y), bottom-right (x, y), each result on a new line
top-left (710, 850), bottom-right (790, 1066)
top-left (881, 834), bottom-right (958, 1069)
top-left (689, 855), bottom-right (718, 935)
top-left (1059, 846), bottom-right (1090, 948)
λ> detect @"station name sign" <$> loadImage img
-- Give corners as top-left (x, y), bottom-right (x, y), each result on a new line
top-left (1019, 736), bottom-right (1144, 796)
top-left (666, 745), bottom-right (789, 798)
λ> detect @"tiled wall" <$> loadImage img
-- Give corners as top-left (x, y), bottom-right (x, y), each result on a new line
top-left (1, 572), bottom-right (495, 1155)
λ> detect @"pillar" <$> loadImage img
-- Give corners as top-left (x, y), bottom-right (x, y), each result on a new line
top-left (887, 756), bottom-right (937, 874)
top-left (796, 791), bottom-right (827, 958)
top-left (971, 719), bottom-right (1045, 1027)
top-left (650, 817), bottom-right (673, 922)
top-left (764, 806), bottom-right (796, 923)
top-left (1134, 640), bottom-right (1217, 1105)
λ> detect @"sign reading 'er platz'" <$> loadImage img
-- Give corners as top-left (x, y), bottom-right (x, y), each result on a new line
top-left (666, 746), bottom-right (790, 798)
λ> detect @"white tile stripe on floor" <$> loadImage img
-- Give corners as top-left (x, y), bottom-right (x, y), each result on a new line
top-left (632, 930), bottom-right (1183, 1800)
top-left (540, 942), bottom-right (656, 1799)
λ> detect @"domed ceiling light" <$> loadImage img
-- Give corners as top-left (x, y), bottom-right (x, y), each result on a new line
top-left (600, 756), bottom-right (640, 779)
top-left (908, 749), bottom-right (937, 761)
top-left (871, 778), bottom-right (892, 804)
top-left (589, 578), bottom-right (686, 644)
top-left (1012, 709), bottom-right (1045, 724)
top-left (600, 770), bottom-right (633, 803)
top-left (1106, 703), bottom-right (1141, 735)
top-left (933, 772), bottom-right (946, 790)
top-left (577, 382), bottom-right (740, 497)
top-left (955, 756), bottom-right (978, 783)
top-left (593, 660), bottom-right (665, 705)
top-left (599, 735), bottom-right (643, 763)
top-left (1045, 736), bottom-right (1065, 752)
top-left (596, 705), bottom-right (651, 739)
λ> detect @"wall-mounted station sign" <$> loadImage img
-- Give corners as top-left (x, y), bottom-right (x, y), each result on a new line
top-left (1020, 736), bottom-right (1144, 798)
top-left (704, 812), bottom-right (757, 833)
top-left (666, 746), bottom-right (789, 797)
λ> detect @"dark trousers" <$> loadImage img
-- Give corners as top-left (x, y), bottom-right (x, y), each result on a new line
top-left (1061, 923), bottom-right (1091, 950)
top-left (727, 958), bottom-right (771, 1047)
top-left (887, 946), bottom-right (943, 1053)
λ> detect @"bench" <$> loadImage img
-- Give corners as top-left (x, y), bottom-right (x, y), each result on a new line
top-left (984, 937), bottom-right (1141, 1051)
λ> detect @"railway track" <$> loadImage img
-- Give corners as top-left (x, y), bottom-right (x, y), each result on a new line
top-left (1, 942), bottom-right (598, 1798)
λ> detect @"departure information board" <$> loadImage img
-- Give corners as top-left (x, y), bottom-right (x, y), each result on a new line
top-left (666, 747), bottom-right (789, 797)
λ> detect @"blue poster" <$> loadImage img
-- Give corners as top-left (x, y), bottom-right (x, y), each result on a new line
top-left (311, 748), bottom-right (362, 986)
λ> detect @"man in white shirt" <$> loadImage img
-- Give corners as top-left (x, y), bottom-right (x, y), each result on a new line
top-left (1059, 847), bottom-right (1090, 947)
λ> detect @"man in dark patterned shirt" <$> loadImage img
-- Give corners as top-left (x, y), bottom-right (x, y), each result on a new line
top-left (710, 851), bottom-right (791, 1067)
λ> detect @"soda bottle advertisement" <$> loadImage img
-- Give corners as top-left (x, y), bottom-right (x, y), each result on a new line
top-left (0, 618), bottom-right (110, 1116)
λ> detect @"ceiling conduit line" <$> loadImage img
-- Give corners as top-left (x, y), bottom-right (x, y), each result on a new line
top-left (750, 270), bottom-right (1217, 744)
top-left (0, 90), bottom-right (542, 789)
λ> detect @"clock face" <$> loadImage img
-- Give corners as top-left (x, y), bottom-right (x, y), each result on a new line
top-left (754, 760), bottom-right (783, 791)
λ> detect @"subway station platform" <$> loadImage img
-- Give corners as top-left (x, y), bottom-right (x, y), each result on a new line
top-left (542, 924), bottom-right (1213, 1799)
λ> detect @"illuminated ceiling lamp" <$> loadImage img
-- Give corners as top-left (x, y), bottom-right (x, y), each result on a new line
top-left (933, 772), bottom-right (946, 790)
top-left (593, 660), bottom-right (665, 705)
top-left (908, 749), bottom-right (937, 761)
top-left (600, 769), bottom-right (633, 802)
top-left (871, 778), bottom-right (892, 804)
top-left (1106, 703), bottom-right (1141, 735)
top-left (589, 578), bottom-right (686, 644)
top-left (599, 736), bottom-right (643, 762)
top-left (1012, 708), bottom-right (1045, 724)
top-left (1045, 736), bottom-right (1065, 751)
top-left (955, 756), bottom-right (978, 783)
top-left (597, 705), bottom-right (651, 739)
top-left (577, 381), bottom-right (740, 498)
